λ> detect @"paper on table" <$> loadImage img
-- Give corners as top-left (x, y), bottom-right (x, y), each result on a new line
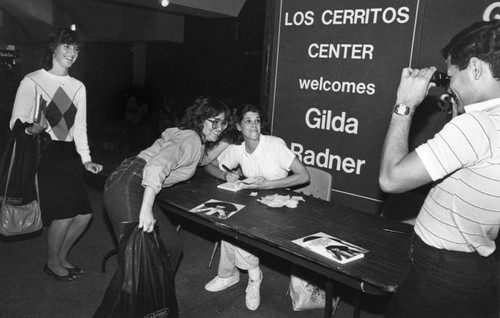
top-left (216, 177), bottom-right (256, 192)
top-left (217, 181), bottom-right (242, 192)
top-left (257, 194), bottom-right (304, 208)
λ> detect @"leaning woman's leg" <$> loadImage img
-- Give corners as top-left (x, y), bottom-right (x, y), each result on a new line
top-left (103, 157), bottom-right (182, 271)
top-left (103, 158), bottom-right (144, 241)
top-left (58, 213), bottom-right (93, 268)
top-left (155, 205), bottom-right (183, 272)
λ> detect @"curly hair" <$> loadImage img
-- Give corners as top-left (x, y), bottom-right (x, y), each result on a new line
top-left (441, 20), bottom-right (500, 79)
top-left (178, 96), bottom-right (230, 148)
top-left (42, 28), bottom-right (82, 71)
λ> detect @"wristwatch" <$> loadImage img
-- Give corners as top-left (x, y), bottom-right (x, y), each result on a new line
top-left (393, 103), bottom-right (411, 116)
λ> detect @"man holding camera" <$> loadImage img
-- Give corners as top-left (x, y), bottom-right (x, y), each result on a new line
top-left (379, 20), bottom-right (500, 318)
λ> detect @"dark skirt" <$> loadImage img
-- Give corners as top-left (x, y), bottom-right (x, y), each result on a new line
top-left (38, 141), bottom-right (93, 225)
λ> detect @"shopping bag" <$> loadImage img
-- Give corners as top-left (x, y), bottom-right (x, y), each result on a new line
top-left (94, 222), bottom-right (179, 318)
top-left (288, 266), bottom-right (337, 311)
top-left (289, 273), bottom-right (326, 311)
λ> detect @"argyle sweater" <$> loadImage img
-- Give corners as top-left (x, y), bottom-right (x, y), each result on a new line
top-left (10, 69), bottom-right (91, 163)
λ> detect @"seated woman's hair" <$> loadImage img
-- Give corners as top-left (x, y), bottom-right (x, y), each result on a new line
top-left (226, 103), bottom-right (269, 144)
top-left (42, 28), bottom-right (82, 71)
top-left (178, 95), bottom-right (230, 144)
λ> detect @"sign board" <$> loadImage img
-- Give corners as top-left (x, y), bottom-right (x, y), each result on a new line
top-left (268, 0), bottom-right (500, 213)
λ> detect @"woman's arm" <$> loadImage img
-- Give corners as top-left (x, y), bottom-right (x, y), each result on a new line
top-left (138, 186), bottom-right (157, 232)
top-left (242, 157), bottom-right (310, 190)
top-left (204, 159), bottom-right (240, 182)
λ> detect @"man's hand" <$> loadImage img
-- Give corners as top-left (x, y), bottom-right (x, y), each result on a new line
top-left (396, 66), bottom-right (437, 111)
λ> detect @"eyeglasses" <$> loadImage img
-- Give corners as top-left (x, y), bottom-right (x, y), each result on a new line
top-left (207, 118), bottom-right (228, 130)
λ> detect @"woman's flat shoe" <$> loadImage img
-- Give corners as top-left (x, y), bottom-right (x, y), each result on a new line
top-left (66, 266), bottom-right (83, 275)
top-left (44, 265), bottom-right (76, 281)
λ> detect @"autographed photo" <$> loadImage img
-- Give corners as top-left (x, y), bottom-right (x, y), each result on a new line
top-left (189, 199), bottom-right (245, 220)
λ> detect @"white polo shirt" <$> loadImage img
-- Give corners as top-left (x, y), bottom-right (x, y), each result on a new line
top-left (415, 97), bottom-right (500, 256)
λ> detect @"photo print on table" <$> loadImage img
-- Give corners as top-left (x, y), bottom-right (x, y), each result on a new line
top-left (189, 199), bottom-right (245, 220)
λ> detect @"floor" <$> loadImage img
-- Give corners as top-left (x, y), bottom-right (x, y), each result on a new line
top-left (0, 150), bottom-right (392, 318)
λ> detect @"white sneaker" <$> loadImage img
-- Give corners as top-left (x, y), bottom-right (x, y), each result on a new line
top-left (245, 269), bottom-right (263, 310)
top-left (205, 271), bottom-right (240, 292)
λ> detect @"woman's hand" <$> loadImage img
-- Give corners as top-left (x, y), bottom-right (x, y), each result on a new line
top-left (239, 176), bottom-right (268, 189)
top-left (84, 162), bottom-right (103, 174)
top-left (139, 186), bottom-right (157, 233)
top-left (27, 112), bottom-right (48, 135)
top-left (138, 207), bottom-right (156, 233)
top-left (225, 171), bottom-right (240, 183)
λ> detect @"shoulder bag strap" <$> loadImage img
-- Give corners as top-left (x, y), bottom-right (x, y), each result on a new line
top-left (2, 140), bottom-right (16, 207)
top-left (35, 174), bottom-right (40, 204)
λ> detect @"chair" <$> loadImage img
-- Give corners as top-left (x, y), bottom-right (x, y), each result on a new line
top-left (293, 166), bottom-right (332, 201)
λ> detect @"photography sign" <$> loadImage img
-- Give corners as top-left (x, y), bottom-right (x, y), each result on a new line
top-left (269, 0), bottom-right (420, 212)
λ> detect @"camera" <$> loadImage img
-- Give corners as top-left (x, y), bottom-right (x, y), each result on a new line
top-left (430, 71), bottom-right (450, 87)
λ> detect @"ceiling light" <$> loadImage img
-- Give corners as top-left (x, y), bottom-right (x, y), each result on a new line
top-left (70, 24), bottom-right (76, 31)
top-left (160, 0), bottom-right (169, 7)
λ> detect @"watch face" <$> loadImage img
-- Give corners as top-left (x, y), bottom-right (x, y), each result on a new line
top-left (394, 104), bottom-right (410, 116)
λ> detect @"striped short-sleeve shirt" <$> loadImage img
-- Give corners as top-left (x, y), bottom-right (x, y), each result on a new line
top-left (415, 98), bottom-right (500, 257)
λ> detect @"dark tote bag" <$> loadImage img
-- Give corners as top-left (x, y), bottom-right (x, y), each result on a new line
top-left (0, 120), bottom-right (45, 205)
top-left (94, 222), bottom-right (179, 318)
top-left (0, 120), bottom-right (50, 236)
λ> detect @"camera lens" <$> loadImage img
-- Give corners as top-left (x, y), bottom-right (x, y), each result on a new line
top-left (430, 71), bottom-right (450, 87)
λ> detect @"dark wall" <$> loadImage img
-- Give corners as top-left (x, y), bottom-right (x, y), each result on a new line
top-left (0, 0), bottom-right (266, 153)
top-left (83, 41), bottom-right (133, 124)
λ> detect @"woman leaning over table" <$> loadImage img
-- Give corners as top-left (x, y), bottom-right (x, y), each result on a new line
top-left (204, 103), bottom-right (310, 311)
top-left (103, 95), bottom-right (230, 272)
top-left (10, 28), bottom-right (103, 281)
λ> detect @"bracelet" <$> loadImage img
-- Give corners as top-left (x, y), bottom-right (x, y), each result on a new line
top-left (25, 127), bottom-right (33, 135)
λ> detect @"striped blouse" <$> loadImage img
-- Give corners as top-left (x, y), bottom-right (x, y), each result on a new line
top-left (415, 98), bottom-right (500, 257)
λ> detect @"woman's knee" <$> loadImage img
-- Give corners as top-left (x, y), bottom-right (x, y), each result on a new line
top-left (75, 213), bottom-right (92, 224)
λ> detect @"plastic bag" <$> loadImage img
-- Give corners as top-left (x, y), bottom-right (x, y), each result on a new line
top-left (289, 274), bottom-right (326, 311)
top-left (288, 266), bottom-right (337, 311)
top-left (94, 222), bottom-right (179, 318)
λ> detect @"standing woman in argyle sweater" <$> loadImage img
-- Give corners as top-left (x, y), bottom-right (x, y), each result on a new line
top-left (10, 28), bottom-right (103, 281)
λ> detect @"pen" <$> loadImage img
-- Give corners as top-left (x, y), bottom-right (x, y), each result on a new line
top-left (222, 164), bottom-right (231, 172)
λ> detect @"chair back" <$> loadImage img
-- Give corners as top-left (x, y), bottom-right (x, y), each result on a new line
top-left (293, 166), bottom-right (332, 202)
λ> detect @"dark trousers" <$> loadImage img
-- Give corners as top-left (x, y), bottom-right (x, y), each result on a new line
top-left (386, 234), bottom-right (498, 318)
top-left (103, 156), bottom-right (182, 271)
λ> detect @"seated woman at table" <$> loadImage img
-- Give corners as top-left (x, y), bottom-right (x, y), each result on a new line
top-left (203, 103), bottom-right (310, 310)
top-left (103, 95), bottom-right (230, 272)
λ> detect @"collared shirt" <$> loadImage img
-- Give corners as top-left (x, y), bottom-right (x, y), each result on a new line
top-left (415, 97), bottom-right (500, 256)
top-left (138, 128), bottom-right (204, 194)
